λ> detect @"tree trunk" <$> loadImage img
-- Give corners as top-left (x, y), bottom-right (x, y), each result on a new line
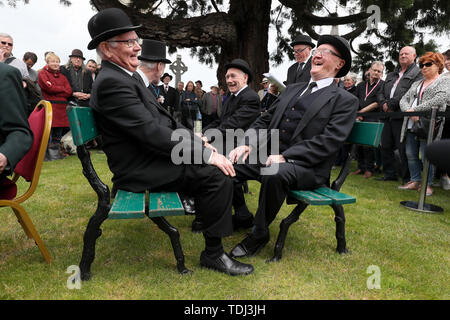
top-left (91, 0), bottom-right (271, 89)
top-left (217, 0), bottom-right (272, 90)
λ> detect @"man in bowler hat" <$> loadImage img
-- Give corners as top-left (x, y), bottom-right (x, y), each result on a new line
top-left (87, 8), bottom-right (253, 276)
top-left (285, 34), bottom-right (315, 85)
top-left (201, 58), bottom-right (261, 230)
top-left (228, 35), bottom-right (358, 258)
top-left (158, 72), bottom-right (179, 115)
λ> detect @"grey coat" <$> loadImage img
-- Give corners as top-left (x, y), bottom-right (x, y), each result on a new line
top-left (400, 75), bottom-right (450, 141)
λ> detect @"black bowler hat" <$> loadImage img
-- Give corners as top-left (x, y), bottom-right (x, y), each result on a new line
top-left (138, 39), bottom-right (172, 64)
top-left (87, 8), bottom-right (141, 50)
top-left (160, 72), bottom-right (173, 81)
top-left (317, 34), bottom-right (352, 78)
top-left (69, 49), bottom-right (86, 60)
top-left (224, 59), bottom-right (253, 83)
top-left (290, 34), bottom-right (315, 48)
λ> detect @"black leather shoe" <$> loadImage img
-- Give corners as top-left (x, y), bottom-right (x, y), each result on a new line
top-left (230, 233), bottom-right (270, 258)
top-left (200, 251), bottom-right (254, 276)
top-left (375, 176), bottom-right (398, 181)
top-left (232, 215), bottom-right (254, 231)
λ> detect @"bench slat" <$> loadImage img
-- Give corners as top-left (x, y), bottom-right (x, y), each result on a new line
top-left (346, 121), bottom-right (384, 147)
top-left (313, 187), bottom-right (356, 205)
top-left (148, 192), bottom-right (185, 217)
top-left (66, 105), bottom-right (99, 146)
top-left (289, 190), bottom-right (333, 205)
top-left (109, 190), bottom-right (146, 219)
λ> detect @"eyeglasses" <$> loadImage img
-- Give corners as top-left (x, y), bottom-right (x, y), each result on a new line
top-left (106, 38), bottom-right (142, 48)
top-left (419, 62), bottom-right (434, 69)
top-left (293, 47), bottom-right (309, 55)
top-left (1, 41), bottom-right (13, 47)
top-left (311, 49), bottom-right (342, 59)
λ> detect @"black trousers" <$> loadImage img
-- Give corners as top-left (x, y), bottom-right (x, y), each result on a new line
top-left (232, 162), bottom-right (325, 232)
top-left (380, 119), bottom-right (409, 181)
top-left (153, 165), bottom-right (233, 238)
top-left (356, 146), bottom-right (375, 172)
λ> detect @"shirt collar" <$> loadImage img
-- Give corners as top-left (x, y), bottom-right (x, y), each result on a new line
top-left (136, 68), bottom-right (150, 87)
top-left (309, 77), bottom-right (335, 90)
top-left (109, 61), bottom-right (134, 77)
top-left (234, 84), bottom-right (248, 97)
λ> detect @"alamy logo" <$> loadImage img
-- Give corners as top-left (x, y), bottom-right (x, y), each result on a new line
top-left (170, 129), bottom-right (280, 175)
top-left (66, 265), bottom-right (81, 290)
top-left (366, 265), bottom-right (381, 290)
top-left (366, 5), bottom-right (381, 30)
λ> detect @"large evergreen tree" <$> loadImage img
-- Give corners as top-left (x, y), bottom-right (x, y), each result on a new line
top-left (4, 0), bottom-right (449, 85)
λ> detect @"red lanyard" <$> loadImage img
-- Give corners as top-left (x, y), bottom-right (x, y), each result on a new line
top-left (365, 79), bottom-right (381, 101)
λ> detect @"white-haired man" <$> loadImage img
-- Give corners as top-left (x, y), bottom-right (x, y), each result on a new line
top-left (87, 8), bottom-right (253, 276)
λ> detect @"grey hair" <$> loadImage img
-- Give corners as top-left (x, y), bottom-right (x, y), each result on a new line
top-left (371, 61), bottom-right (385, 69)
top-left (0, 33), bottom-right (13, 40)
top-left (139, 61), bottom-right (158, 70)
top-left (344, 72), bottom-right (357, 83)
top-left (95, 36), bottom-right (118, 59)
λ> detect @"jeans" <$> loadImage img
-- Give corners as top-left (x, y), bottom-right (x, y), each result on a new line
top-left (405, 132), bottom-right (434, 185)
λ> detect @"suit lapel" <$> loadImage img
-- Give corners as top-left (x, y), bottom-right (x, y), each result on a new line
top-left (290, 83), bottom-right (337, 141)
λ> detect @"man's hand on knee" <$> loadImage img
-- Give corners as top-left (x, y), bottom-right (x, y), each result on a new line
top-left (209, 152), bottom-right (236, 177)
top-left (265, 155), bottom-right (286, 167)
top-left (229, 145), bottom-right (252, 164)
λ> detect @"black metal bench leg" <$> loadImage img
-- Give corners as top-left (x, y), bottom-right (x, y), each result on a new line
top-left (149, 216), bottom-right (193, 275)
top-left (331, 204), bottom-right (349, 254)
top-left (267, 202), bottom-right (308, 263)
top-left (76, 145), bottom-right (111, 281)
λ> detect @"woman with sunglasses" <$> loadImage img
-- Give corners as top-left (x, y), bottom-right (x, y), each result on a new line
top-left (399, 52), bottom-right (450, 196)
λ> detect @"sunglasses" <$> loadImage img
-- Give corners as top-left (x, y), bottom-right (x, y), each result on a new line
top-left (1, 41), bottom-right (13, 47)
top-left (419, 62), bottom-right (434, 69)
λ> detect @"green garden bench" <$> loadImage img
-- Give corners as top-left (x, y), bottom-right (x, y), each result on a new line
top-left (66, 105), bottom-right (190, 281)
top-left (268, 121), bottom-right (384, 262)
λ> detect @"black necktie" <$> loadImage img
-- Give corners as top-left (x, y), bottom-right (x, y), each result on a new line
top-left (301, 81), bottom-right (317, 97)
top-left (297, 62), bottom-right (305, 72)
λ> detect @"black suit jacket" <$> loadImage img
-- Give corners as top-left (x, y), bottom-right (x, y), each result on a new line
top-left (247, 81), bottom-right (358, 180)
top-left (158, 84), bottom-right (179, 113)
top-left (285, 58), bottom-right (312, 85)
top-left (0, 63), bottom-right (33, 177)
top-left (90, 61), bottom-right (211, 192)
top-left (203, 86), bottom-right (261, 135)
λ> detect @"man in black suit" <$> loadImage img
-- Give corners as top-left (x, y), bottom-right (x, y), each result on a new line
top-left (87, 8), bottom-right (253, 276)
top-left (158, 72), bottom-right (179, 115)
top-left (0, 63), bottom-right (33, 183)
top-left (201, 59), bottom-right (261, 230)
top-left (228, 35), bottom-right (358, 258)
top-left (285, 34), bottom-right (315, 85)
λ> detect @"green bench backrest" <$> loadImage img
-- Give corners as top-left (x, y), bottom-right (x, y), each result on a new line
top-left (66, 105), bottom-right (99, 146)
top-left (346, 121), bottom-right (384, 147)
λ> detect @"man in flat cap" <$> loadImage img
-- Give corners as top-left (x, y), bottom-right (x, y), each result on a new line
top-left (285, 34), bottom-right (315, 85)
top-left (228, 35), bottom-right (358, 258)
top-left (87, 8), bottom-right (253, 276)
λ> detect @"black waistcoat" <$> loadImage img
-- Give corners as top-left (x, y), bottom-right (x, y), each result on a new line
top-left (279, 89), bottom-right (323, 153)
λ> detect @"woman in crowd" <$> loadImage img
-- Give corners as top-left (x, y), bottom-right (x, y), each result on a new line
top-left (343, 72), bottom-right (357, 95)
top-left (180, 80), bottom-right (201, 130)
top-left (399, 52), bottom-right (450, 196)
top-left (38, 52), bottom-right (72, 160)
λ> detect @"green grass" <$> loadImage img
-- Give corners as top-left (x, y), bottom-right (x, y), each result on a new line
top-left (1, 152), bottom-right (449, 299)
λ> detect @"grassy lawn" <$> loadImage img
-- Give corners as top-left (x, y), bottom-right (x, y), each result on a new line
top-left (0, 151), bottom-right (449, 300)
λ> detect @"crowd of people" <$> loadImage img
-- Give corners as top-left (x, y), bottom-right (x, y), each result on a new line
top-left (1, 7), bottom-right (450, 276)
